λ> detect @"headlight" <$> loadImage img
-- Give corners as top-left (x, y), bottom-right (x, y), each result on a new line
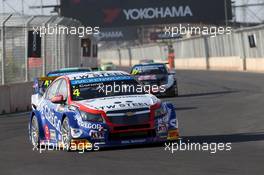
top-left (80, 111), bottom-right (105, 123)
top-left (154, 106), bottom-right (167, 118)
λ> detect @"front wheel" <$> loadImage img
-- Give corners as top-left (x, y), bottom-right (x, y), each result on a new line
top-left (30, 116), bottom-right (40, 147)
top-left (61, 117), bottom-right (71, 151)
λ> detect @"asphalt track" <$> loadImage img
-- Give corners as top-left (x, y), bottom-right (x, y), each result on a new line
top-left (0, 70), bottom-right (264, 175)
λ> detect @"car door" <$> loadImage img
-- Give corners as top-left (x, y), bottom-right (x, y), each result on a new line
top-left (40, 79), bottom-right (63, 141)
top-left (48, 79), bottom-right (69, 141)
top-left (54, 79), bottom-right (69, 130)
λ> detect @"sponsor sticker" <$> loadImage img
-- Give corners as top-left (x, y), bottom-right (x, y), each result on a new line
top-left (50, 129), bottom-right (56, 140)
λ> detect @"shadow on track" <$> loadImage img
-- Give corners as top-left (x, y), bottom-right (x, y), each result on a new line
top-left (176, 90), bottom-right (239, 98)
top-left (182, 132), bottom-right (264, 144)
top-left (175, 107), bottom-right (197, 111)
top-left (91, 142), bottom-right (165, 153)
top-left (90, 132), bottom-right (264, 153)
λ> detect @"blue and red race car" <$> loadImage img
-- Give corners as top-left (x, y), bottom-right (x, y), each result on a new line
top-left (29, 71), bottom-right (179, 151)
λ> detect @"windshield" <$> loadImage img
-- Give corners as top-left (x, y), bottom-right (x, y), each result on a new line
top-left (131, 65), bottom-right (168, 75)
top-left (70, 79), bottom-right (145, 101)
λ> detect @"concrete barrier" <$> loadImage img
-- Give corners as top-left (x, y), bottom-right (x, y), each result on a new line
top-left (174, 58), bottom-right (207, 70)
top-left (0, 85), bottom-right (11, 114)
top-left (9, 82), bottom-right (32, 113)
top-left (102, 56), bottom-right (254, 73)
top-left (121, 59), bottom-right (132, 67)
top-left (209, 57), bottom-right (243, 71)
top-left (246, 58), bottom-right (264, 72)
top-left (0, 82), bottom-right (33, 115)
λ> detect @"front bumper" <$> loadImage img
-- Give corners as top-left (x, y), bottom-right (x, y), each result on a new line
top-left (70, 128), bottom-right (180, 150)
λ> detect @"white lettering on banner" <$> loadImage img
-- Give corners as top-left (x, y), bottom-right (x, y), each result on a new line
top-left (123, 6), bottom-right (193, 20)
top-left (97, 31), bottom-right (124, 40)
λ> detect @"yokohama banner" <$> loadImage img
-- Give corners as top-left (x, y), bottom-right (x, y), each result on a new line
top-left (61, 0), bottom-right (232, 27)
top-left (94, 27), bottom-right (138, 41)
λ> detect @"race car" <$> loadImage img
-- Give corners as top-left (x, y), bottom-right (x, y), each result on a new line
top-left (100, 62), bottom-right (117, 71)
top-left (130, 63), bottom-right (178, 97)
top-left (139, 59), bottom-right (155, 64)
top-left (31, 67), bottom-right (91, 109)
top-left (28, 71), bottom-right (179, 151)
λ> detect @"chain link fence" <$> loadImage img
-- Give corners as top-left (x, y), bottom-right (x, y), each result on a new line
top-left (0, 14), bottom-right (97, 85)
top-left (99, 24), bottom-right (264, 65)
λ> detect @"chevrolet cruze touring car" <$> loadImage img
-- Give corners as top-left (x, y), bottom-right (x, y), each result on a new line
top-left (29, 71), bottom-right (179, 151)
top-left (130, 63), bottom-right (178, 97)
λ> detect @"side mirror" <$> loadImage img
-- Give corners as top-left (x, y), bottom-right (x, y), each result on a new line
top-left (51, 94), bottom-right (65, 104)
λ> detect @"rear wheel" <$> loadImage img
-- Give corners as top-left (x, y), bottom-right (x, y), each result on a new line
top-left (31, 116), bottom-right (40, 147)
top-left (61, 117), bottom-right (71, 151)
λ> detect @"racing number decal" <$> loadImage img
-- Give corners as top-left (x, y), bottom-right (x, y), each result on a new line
top-left (73, 89), bottom-right (80, 97)
top-left (131, 69), bottom-right (139, 75)
top-left (132, 67), bottom-right (142, 75)
top-left (44, 80), bottom-right (52, 87)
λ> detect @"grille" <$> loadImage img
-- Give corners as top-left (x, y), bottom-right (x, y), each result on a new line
top-left (114, 124), bottom-right (150, 131)
top-left (106, 108), bottom-right (150, 125)
top-left (106, 108), bottom-right (149, 114)
top-left (109, 130), bottom-right (156, 140)
top-left (108, 113), bottom-right (150, 125)
top-left (141, 78), bottom-right (167, 86)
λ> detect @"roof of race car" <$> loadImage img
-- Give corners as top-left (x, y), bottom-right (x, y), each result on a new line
top-left (66, 71), bottom-right (130, 81)
top-left (133, 63), bottom-right (166, 67)
top-left (47, 67), bottom-right (92, 77)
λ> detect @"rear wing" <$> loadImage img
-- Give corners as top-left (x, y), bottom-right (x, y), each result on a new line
top-left (33, 76), bottom-right (58, 95)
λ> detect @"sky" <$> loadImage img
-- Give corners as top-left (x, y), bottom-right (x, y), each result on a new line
top-left (0, 0), bottom-right (263, 23)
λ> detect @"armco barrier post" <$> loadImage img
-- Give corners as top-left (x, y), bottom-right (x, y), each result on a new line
top-left (42, 16), bottom-right (55, 76)
top-left (240, 32), bottom-right (247, 71)
top-left (1, 14), bottom-right (12, 85)
top-left (128, 48), bottom-right (132, 67)
top-left (118, 48), bottom-right (121, 66)
top-left (203, 36), bottom-right (210, 70)
top-left (25, 16), bottom-right (35, 82)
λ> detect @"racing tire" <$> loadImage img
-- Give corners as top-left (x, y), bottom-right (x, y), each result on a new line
top-left (61, 117), bottom-right (72, 151)
top-left (30, 115), bottom-right (40, 147)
